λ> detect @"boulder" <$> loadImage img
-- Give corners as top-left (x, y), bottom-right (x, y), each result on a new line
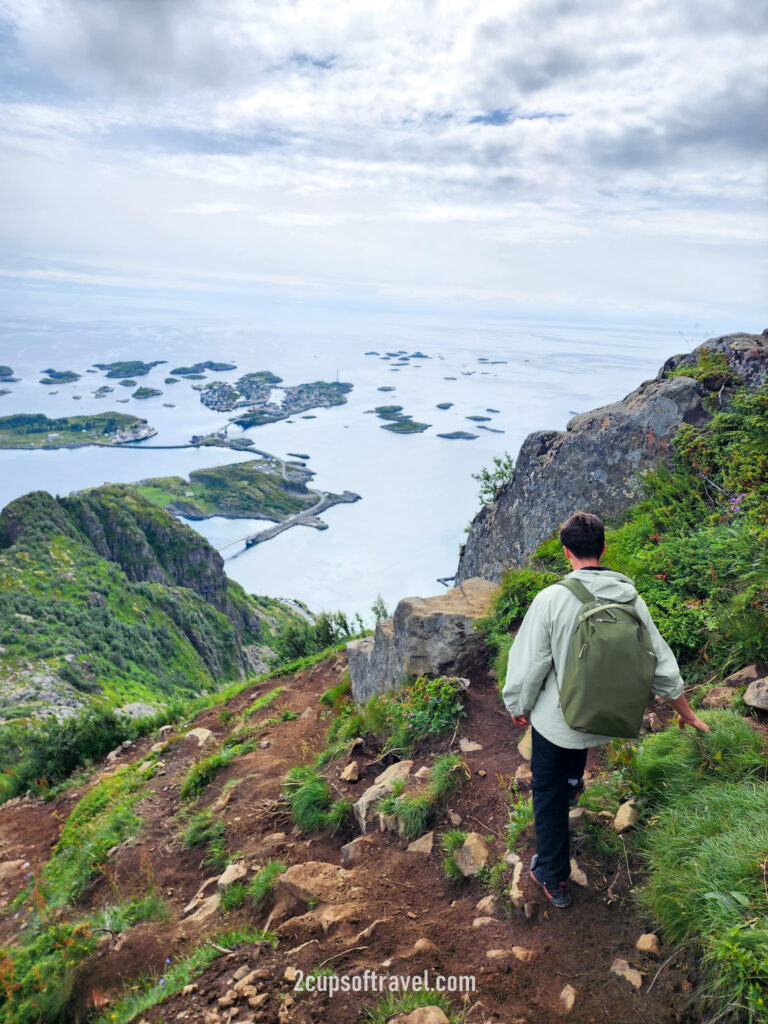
top-left (457, 331), bottom-right (768, 582)
top-left (453, 832), bottom-right (490, 877)
top-left (341, 761), bottom-right (359, 782)
top-left (353, 760), bottom-right (413, 832)
top-left (186, 727), bottom-right (214, 747)
top-left (347, 578), bottom-right (497, 700)
top-left (722, 664), bottom-right (763, 687)
top-left (701, 686), bottom-right (740, 710)
top-left (744, 678), bottom-right (768, 711)
top-left (275, 861), bottom-right (348, 903)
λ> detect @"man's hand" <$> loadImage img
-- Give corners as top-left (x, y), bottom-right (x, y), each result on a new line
top-left (678, 713), bottom-right (711, 733)
top-left (668, 694), bottom-right (711, 733)
top-left (511, 714), bottom-right (528, 727)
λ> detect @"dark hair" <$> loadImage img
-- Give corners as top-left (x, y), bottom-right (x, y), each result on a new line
top-left (559, 511), bottom-right (605, 559)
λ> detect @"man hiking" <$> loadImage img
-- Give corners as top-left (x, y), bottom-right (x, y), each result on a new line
top-left (502, 511), bottom-right (710, 909)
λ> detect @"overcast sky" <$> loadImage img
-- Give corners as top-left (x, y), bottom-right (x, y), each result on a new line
top-left (0, 0), bottom-right (766, 324)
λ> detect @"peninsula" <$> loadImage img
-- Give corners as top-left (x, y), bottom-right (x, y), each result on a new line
top-left (131, 455), bottom-right (361, 547)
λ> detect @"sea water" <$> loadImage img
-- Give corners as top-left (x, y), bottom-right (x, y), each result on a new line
top-left (0, 306), bottom-right (702, 617)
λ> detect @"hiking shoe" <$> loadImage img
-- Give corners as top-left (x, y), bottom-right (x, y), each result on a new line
top-left (567, 778), bottom-right (585, 807)
top-left (530, 854), bottom-right (572, 909)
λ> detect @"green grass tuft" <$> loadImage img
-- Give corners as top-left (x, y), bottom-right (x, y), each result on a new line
top-left (247, 860), bottom-right (287, 908)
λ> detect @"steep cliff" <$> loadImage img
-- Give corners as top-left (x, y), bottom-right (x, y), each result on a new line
top-left (457, 330), bottom-right (768, 583)
top-left (0, 488), bottom-right (296, 720)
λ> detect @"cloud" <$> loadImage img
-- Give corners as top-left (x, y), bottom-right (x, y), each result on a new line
top-left (0, 0), bottom-right (764, 319)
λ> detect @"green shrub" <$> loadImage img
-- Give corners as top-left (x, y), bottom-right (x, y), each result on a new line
top-left (319, 672), bottom-right (351, 708)
top-left (270, 611), bottom-right (361, 666)
top-left (471, 451), bottom-right (515, 507)
top-left (505, 789), bottom-right (534, 850)
top-left (361, 675), bottom-right (467, 753)
top-left (180, 737), bottom-right (255, 801)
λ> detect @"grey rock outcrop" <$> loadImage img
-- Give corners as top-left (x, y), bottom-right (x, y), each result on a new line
top-left (346, 577), bottom-right (497, 701)
top-left (457, 331), bottom-right (768, 583)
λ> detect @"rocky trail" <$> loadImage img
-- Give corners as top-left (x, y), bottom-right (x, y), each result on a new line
top-left (0, 653), bottom-right (697, 1024)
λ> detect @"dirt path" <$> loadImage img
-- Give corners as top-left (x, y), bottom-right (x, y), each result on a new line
top-left (1, 655), bottom-right (696, 1024)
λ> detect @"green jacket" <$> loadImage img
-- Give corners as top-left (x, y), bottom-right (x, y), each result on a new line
top-left (501, 568), bottom-right (684, 749)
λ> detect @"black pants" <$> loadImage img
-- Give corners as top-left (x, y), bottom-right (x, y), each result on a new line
top-left (530, 726), bottom-right (588, 886)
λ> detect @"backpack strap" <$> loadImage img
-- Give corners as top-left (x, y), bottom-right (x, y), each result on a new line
top-left (556, 578), bottom-right (596, 604)
top-left (558, 577), bottom-right (638, 607)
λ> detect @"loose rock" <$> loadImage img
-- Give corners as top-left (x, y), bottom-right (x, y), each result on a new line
top-left (569, 858), bottom-right (588, 887)
top-left (611, 958), bottom-right (644, 989)
top-left (186, 727), bottom-right (214, 747)
top-left (453, 832), bottom-right (490, 876)
top-left (636, 933), bottom-right (661, 957)
top-left (560, 984), bottom-right (577, 1012)
top-left (517, 726), bottom-right (532, 761)
top-left (744, 678), bottom-right (768, 711)
top-left (217, 862), bottom-right (247, 890)
top-left (514, 763), bottom-right (532, 785)
top-left (353, 760), bottom-right (413, 832)
top-left (459, 737), bottom-right (483, 752)
top-left (613, 801), bottom-right (640, 832)
top-left (341, 761), bottom-right (359, 782)
top-left (408, 831), bottom-right (435, 855)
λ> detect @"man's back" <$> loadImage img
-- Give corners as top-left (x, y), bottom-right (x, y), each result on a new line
top-left (502, 567), bottom-right (684, 749)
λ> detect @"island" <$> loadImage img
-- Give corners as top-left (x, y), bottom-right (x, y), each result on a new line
top-left (0, 390), bottom-right (10, 398)
top-left (170, 361), bottom-right (237, 376)
top-left (94, 360), bottom-right (166, 378)
top-left (39, 369), bottom-right (80, 385)
top-left (119, 379), bottom-right (137, 387)
top-left (436, 402), bottom-right (453, 409)
top-left (94, 386), bottom-right (114, 398)
top-left (0, 412), bottom-right (157, 449)
top-left (231, 380), bottom-right (353, 428)
top-left (467, 415), bottom-right (492, 422)
top-left (132, 387), bottom-right (162, 400)
top-left (0, 366), bottom-right (19, 383)
top-left (437, 431), bottom-right (478, 440)
top-left (197, 371), bottom-right (283, 412)
top-left (377, 386), bottom-right (396, 392)
top-left (131, 456), bottom-right (360, 548)
top-left (165, 377), bottom-right (179, 384)
top-left (368, 404), bottom-right (431, 434)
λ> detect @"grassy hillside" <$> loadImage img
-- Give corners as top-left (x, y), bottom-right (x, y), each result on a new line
top-left (0, 487), bottom-right (298, 721)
